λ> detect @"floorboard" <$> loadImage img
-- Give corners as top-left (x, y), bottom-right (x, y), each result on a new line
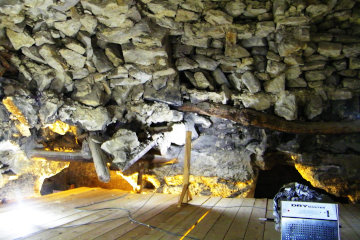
top-left (93, 194), bottom-right (178, 240)
top-left (263, 199), bottom-right (280, 240)
top-left (243, 198), bottom-right (267, 240)
top-left (223, 198), bottom-right (255, 240)
top-left (22, 189), bottom-right (128, 240)
top-left (0, 189), bottom-right (358, 240)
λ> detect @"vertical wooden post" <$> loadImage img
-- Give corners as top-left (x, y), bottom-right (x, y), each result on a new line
top-left (136, 162), bottom-right (144, 193)
top-left (178, 131), bottom-right (192, 207)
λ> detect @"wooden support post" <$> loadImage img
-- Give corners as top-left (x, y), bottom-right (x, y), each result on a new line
top-left (178, 131), bottom-right (192, 207)
top-left (136, 162), bottom-right (144, 193)
top-left (88, 135), bottom-right (111, 183)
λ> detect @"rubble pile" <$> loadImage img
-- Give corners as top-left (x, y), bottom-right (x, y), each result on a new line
top-left (0, 0), bottom-right (360, 201)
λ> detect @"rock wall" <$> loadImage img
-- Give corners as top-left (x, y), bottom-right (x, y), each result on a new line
top-left (0, 0), bottom-right (360, 201)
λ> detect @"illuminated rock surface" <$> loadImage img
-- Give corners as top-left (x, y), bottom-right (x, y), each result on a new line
top-left (0, 0), bottom-right (360, 202)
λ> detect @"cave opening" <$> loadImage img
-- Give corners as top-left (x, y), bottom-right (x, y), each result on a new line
top-left (254, 164), bottom-right (312, 199)
top-left (254, 163), bottom-right (350, 203)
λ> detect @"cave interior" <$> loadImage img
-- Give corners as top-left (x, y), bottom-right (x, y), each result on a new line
top-left (1, 0), bottom-right (360, 239)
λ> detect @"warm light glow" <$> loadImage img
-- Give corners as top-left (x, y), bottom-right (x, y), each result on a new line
top-left (0, 201), bottom-right (54, 238)
top-left (179, 210), bottom-right (210, 240)
top-left (8, 176), bottom-right (18, 181)
top-left (143, 174), bottom-right (161, 189)
top-left (27, 157), bottom-right (70, 195)
top-left (164, 175), bottom-right (254, 198)
top-left (44, 147), bottom-right (75, 152)
top-left (43, 120), bottom-right (77, 136)
top-left (2, 97), bottom-right (31, 136)
top-left (294, 163), bottom-right (343, 199)
top-left (116, 171), bottom-right (139, 192)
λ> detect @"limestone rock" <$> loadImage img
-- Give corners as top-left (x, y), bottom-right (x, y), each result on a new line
top-left (211, 39), bottom-right (224, 49)
top-left (153, 68), bottom-right (176, 79)
top-left (225, 45), bottom-right (250, 59)
top-left (349, 58), bottom-right (360, 69)
top-left (266, 60), bottom-right (286, 76)
top-left (225, 0), bottom-right (246, 17)
top-left (327, 88), bottom-right (353, 100)
top-left (235, 92), bottom-right (274, 111)
top-left (187, 89), bottom-right (228, 104)
top-left (318, 42), bottom-right (342, 58)
top-left (228, 73), bottom-right (243, 91)
top-left (77, 31), bottom-right (93, 60)
top-left (144, 77), bottom-right (182, 106)
top-left (127, 65), bottom-right (152, 82)
top-left (38, 92), bottom-right (64, 124)
top-left (306, 4), bottom-right (329, 18)
top-left (278, 39), bottom-right (305, 57)
top-left (275, 92), bottom-right (297, 120)
top-left (176, 57), bottom-right (199, 71)
top-left (122, 43), bottom-right (167, 66)
top-left (59, 103), bottom-right (110, 131)
top-left (21, 46), bottom-right (46, 64)
top-left (343, 43), bottom-right (360, 57)
top-left (287, 78), bottom-right (307, 88)
top-left (256, 21), bottom-right (275, 38)
top-left (33, 31), bottom-right (55, 46)
top-left (108, 66), bottom-right (128, 79)
top-left (39, 44), bottom-right (66, 72)
top-left (204, 9), bottom-right (233, 25)
top-left (212, 68), bottom-right (230, 87)
top-left (97, 21), bottom-right (150, 45)
top-left (264, 74), bottom-right (285, 93)
top-left (80, 14), bottom-right (98, 34)
top-left (72, 78), bottom-right (108, 107)
top-left (81, 0), bottom-right (130, 27)
top-left (343, 78), bottom-right (360, 89)
top-left (54, 19), bottom-right (82, 37)
top-left (23, 60), bottom-right (55, 91)
top-left (92, 49), bottom-right (113, 73)
top-left (6, 29), bottom-right (35, 50)
top-left (72, 68), bottom-right (89, 79)
top-left (305, 95), bottom-right (323, 119)
top-left (63, 39), bottom-right (86, 55)
top-left (175, 9), bottom-right (199, 22)
top-left (245, 1), bottom-right (269, 17)
top-left (301, 61), bottom-right (327, 71)
top-left (305, 71), bottom-right (326, 82)
top-left (286, 66), bottom-right (302, 80)
top-left (147, 0), bottom-right (177, 18)
top-left (101, 129), bottom-right (140, 164)
top-left (193, 55), bottom-right (219, 71)
top-left (59, 49), bottom-right (86, 69)
top-left (194, 72), bottom-right (211, 89)
top-left (127, 101), bottom-right (183, 125)
top-left (266, 51), bottom-right (281, 62)
top-left (242, 71), bottom-right (261, 93)
top-left (241, 38), bottom-right (267, 48)
top-left (105, 45), bottom-right (123, 67)
top-left (335, 0), bottom-right (356, 11)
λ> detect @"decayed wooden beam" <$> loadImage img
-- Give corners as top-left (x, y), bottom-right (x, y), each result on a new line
top-left (88, 135), bottom-right (111, 183)
top-left (177, 102), bottom-right (360, 135)
top-left (28, 149), bottom-right (92, 162)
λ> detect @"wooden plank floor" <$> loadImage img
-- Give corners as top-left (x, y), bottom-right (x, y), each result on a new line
top-left (0, 188), bottom-right (358, 240)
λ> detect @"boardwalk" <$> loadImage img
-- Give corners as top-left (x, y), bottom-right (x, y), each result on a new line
top-left (0, 188), bottom-right (358, 240)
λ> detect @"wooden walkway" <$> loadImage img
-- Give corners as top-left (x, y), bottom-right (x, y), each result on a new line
top-left (0, 187), bottom-right (358, 240)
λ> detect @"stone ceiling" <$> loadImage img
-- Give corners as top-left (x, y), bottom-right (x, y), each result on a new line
top-left (0, 0), bottom-right (360, 202)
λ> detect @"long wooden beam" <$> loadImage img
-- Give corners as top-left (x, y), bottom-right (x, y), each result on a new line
top-left (177, 102), bottom-right (360, 135)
